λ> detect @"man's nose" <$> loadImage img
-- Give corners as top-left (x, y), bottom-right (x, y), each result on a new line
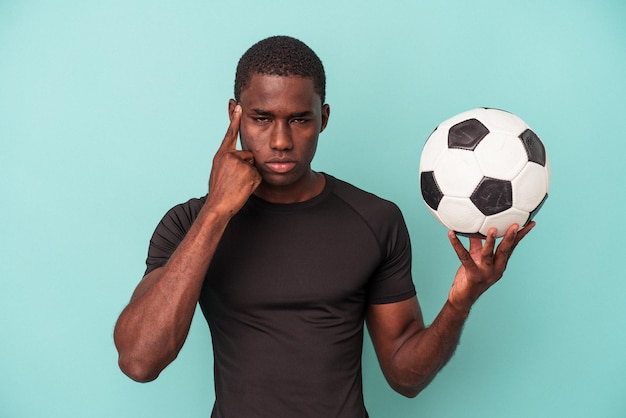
top-left (270, 122), bottom-right (293, 150)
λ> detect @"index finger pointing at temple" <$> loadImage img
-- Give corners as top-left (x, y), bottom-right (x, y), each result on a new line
top-left (220, 104), bottom-right (242, 151)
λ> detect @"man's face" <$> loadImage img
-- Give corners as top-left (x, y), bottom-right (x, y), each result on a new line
top-left (230, 74), bottom-right (330, 201)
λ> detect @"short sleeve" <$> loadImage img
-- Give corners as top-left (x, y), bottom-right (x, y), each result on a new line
top-left (366, 205), bottom-right (416, 305)
top-left (144, 197), bottom-right (206, 276)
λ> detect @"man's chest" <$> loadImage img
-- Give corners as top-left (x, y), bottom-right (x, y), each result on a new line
top-left (203, 205), bottom-right (382, 311)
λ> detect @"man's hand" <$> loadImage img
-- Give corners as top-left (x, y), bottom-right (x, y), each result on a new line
top-left (447, 222), bottom-right (536, 313)
top-left (207, 104), bottom-right (261, 216)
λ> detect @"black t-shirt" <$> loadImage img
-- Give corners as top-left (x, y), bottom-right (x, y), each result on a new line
top-left (145, 174), bottom-right (416, 418)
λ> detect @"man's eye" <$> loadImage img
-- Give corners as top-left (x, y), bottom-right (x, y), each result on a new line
top-left (254, 117), bottom-right (270, 123)
top-left (292, 118), bottom-right (308, 124)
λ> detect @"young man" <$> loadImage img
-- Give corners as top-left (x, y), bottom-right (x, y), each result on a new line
top-left (114, 36), bottom-right (534, 417)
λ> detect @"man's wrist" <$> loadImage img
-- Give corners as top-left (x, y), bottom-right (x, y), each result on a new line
top-left (444, 298), bottom-right (472, 320)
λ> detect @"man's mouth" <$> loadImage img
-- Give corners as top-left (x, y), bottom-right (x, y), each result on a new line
top-left (265, 160), bottom-right (297, 174)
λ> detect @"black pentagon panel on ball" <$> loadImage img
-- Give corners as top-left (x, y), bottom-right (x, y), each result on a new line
top-left (470, 177), bottom-right (513, 216)
top-left (448, 118), bottom-right (490, 150)
top-left (420, 171), bottom-right (444, 210)
top-left (519, 129), bottom-right (547, 166)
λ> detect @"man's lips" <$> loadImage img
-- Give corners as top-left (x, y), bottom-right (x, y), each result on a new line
top-left (265, 160), bottom-right (297, 174)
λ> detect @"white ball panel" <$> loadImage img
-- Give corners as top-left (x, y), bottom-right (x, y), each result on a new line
top-left (512, 162), bottom-right (549, 211)
top-left (426, 206), bottom-right (451, 230)
top-left (480, 207), bottom-right (529, 237)
top-left (478, 108), bottom-right (528, 135)
top-left (419, 127), bottom-right (448, 172)
top-left (438, 196), bottom-right (485, 234)
top-left (544, 154), bottom-right (551, 193)
top-left (433, 149), bottom-right (483, 197)
top-left (474, 132), bottom-right (528, 180)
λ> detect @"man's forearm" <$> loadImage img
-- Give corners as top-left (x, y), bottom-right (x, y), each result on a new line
top-left (391, 300), bottom-right (469, 397)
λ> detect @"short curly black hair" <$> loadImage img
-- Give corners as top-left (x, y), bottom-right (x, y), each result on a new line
top-left (234, 36), bottom-right (326, 104)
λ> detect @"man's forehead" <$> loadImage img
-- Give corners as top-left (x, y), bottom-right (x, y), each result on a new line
top-left (240, 74), bottom-right (321, 105)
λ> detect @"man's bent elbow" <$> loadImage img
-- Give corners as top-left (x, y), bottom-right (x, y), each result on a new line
top-left (391, 382), bottom-right (423, 399)
top-left (386, 371), bottom-right (434, 399)
top-left (117, 354), bottom-right (162, 383)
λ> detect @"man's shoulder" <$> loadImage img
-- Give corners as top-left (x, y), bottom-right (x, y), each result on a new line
top-left (325, 174), bottom-right (411, 269)
top-left (327, 174), bottom-right (401, 214)
top-left (160, 195), bottom-right (207, 227)
top-left (325, 174), bottom-right (405, 231)
top-left (172, 195), bottom-right (207, 212)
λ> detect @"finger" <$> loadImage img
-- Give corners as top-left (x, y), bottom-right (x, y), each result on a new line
top-left (494, 224), bottom-right (519, 266)
top-left (239, 150), bottom-right (255, 165)
top-left (515, 221), bottom-right (535, 243)
top-left (468, 234), bottom-right (488, 257)
top-left (220, 104), bottom-right (242, 152)
top-left (481, 228), bottom-right (497, 262)
top-left (448, 230), bottom-right (478, 272)
top-left (511, 221), bottom-right (536, 251)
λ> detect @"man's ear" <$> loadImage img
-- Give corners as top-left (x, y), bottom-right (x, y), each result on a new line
top-left (228, 99), bottom-right (238, 121)
top-left (320, 104), bottom-right (330, 133)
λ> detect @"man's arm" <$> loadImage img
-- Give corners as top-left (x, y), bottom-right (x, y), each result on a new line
top-left (113, 105), bottom-right (260, 382)
top-left (367, 222), bottom-right (535, 398)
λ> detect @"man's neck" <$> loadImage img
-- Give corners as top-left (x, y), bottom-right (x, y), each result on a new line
top-left (253, 171), bottom-right (326, 204)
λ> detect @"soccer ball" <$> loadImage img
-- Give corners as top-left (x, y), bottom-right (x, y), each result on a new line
top-left (419, 108), bottom-right (550, 238)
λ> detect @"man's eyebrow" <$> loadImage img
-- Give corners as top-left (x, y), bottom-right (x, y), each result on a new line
top-left (289, 111), bottom-right (314, 118)
top-left (251, 108), bottom-right (273, 116)
top-left (250, 109), bottom-right (314, 118)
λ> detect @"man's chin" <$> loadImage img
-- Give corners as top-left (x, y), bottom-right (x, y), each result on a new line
top-left (253, 169), bottom-right (319, 201)
top-left (258, 173), bottom-right (300, 189)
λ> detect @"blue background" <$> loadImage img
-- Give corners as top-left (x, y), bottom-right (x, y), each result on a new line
top-left (1, 1), bottom-right (625, 417)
